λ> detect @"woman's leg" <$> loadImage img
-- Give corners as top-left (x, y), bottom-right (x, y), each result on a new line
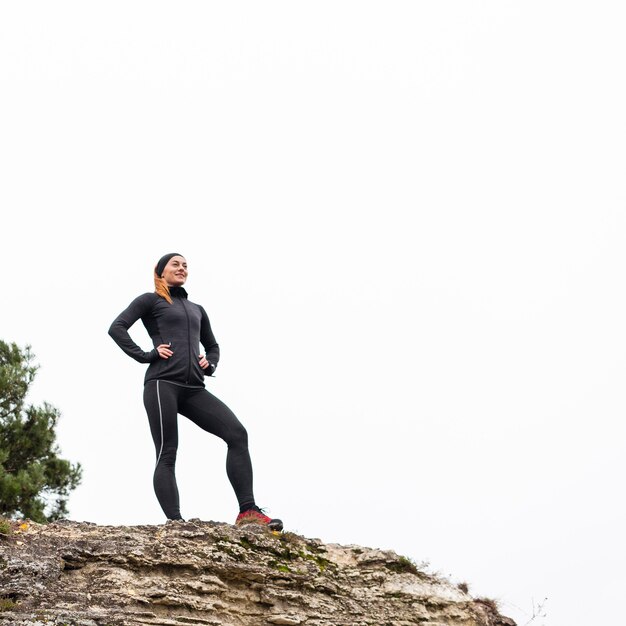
top-left (143, 380), bottom-right (183, 520)
top-left (178, 387), bottom-right (255, 511)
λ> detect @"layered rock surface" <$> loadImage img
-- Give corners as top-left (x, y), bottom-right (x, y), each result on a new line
top-left (0, 519), bottom-right (515, 626)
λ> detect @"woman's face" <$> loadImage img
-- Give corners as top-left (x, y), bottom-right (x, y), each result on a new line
top-left (161, 256), bottom-right (188, 287)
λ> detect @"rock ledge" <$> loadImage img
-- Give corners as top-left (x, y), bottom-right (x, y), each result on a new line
top-left (0, 519), bottom-right (515, 626)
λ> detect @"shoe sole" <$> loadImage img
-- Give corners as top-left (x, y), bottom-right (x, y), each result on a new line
top-left (235, 518), bottom-right (284, 532)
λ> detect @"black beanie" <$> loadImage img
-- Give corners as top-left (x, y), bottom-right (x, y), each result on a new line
top-left (156, 253), bottom-right (184, 277)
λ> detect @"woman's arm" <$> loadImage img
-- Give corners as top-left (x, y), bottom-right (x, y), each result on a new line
top-left (199, 305), bottom-right (220, 375)
top-left (108, 294), bottom-right (160, 364)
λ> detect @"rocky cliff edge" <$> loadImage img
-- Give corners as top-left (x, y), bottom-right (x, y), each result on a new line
top-left (0, 519), bottom-right (515, 626)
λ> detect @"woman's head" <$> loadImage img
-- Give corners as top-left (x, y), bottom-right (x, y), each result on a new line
top-left (154, 253), bottom-right (187, 303)
top-left (156, 253), bottom-right (187, 286)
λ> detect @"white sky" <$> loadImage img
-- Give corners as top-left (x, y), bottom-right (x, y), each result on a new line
top-left (2, 3), bottom-right (625, 625)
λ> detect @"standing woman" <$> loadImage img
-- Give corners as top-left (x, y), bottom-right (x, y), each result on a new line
top-left (108, 253), bottom-right (282, 530)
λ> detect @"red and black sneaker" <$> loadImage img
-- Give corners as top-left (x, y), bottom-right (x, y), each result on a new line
top-left (235, 506), bottom-right (283, 531)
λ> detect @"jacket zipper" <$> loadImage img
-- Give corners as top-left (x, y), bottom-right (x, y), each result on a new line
top-left (181, 298), bottom-right (192, 384)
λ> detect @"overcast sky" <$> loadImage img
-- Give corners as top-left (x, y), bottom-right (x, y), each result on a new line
top-left (2, 3), bottom-right (625, 626)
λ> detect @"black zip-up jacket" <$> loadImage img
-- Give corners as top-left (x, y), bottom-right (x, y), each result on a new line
top-left (108, 287), bottom-right (220, 386)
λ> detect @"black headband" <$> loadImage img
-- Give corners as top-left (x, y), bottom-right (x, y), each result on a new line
top-left (155, 253), bottom-right (184, 277)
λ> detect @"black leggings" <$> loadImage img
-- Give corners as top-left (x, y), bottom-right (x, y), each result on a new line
top-left (143, 380), bottom-right (255, 520)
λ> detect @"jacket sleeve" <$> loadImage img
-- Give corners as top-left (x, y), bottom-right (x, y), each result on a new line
top-left (199, 305), bottom-right (220, 375)
top-left (108, 294), bottom-right (159, 364)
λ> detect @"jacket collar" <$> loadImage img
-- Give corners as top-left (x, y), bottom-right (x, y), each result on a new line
top-left (169, 286), bottom-right (188, 299)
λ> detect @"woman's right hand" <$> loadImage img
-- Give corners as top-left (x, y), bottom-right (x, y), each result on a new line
top-left (156, 343), bottom-right (173, 359)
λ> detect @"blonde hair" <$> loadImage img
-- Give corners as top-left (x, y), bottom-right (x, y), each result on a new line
top-left (154, 270), bottom-right (173, 304)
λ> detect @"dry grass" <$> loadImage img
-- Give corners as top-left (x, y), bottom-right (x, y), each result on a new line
top-left (457, 581), bottom-right (469, 594)
top-left (475, 596), bottom-right (500, 612)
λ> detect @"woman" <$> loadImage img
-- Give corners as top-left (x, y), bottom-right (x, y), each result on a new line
top-left (108, 253), bottom-right (283, 530)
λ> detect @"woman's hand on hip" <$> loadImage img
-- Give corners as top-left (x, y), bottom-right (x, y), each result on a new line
top-left (198, 355), bottom-right (210, 370)
top-left (157, 343), bottom-right (173, 359)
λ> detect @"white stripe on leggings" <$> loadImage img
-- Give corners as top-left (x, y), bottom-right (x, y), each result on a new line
top-left (155, 380), bottom-right (164, 469)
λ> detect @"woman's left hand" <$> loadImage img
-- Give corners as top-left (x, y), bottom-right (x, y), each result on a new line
top-left (198, 355), bottom-right (210, 370)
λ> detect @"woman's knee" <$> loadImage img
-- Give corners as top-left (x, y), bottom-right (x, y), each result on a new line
top-left (157, 445), bottom-right (178, 467)
top-left (227, 423), bottom-right (249, 449)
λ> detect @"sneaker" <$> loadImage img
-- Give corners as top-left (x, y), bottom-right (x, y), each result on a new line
top-left (235, 506), bottom-right (283, 531)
